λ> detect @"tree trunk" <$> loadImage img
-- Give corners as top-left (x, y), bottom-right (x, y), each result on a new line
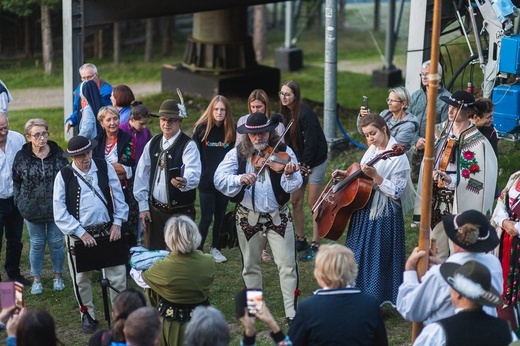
top-left (253, 5), bottom-right (267, 62)
top-left (160, 16), bottom-right (172, 57)
top-left (96, 29), bottom-right (104, 59)
top-left (113, 22), bottom-right (121, 66)
top-left (144, 18), bottom-right (154, 62)
top-left (41, 5), bottom-right (54, 75)
top-left (24, 17), bottom-right (30, 58)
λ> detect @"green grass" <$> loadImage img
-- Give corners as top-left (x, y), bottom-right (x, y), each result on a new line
top-left (4, 2), bottom-right (520, 344)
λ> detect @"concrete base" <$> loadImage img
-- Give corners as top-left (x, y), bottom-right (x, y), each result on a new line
top-left (275, 47), bottom-right (303, 72)
top-left (162, 64), bottom-right (280, 98)
top-left (371, 68), bottom-right (403, 88)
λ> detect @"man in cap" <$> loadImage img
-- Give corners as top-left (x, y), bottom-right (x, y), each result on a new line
top-left (53, 135), bottom-right (129, 333)
top-left (413, 90), bottom-right (498, 261)
top-left (0, 112), bottom-right (30, 285)
top-left (65, 63), bottom-right (112, 134)
top-left (413, 260), bottom-right (516, 345)
top-left (214, 112), bottom-right (302, 323)
top-left (133, 99), bottom-right (201, 250)
top-left (397, 209), bottom-right (502, 325)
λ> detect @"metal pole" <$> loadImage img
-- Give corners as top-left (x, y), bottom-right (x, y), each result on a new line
top-left (285, 1), bottom-right (293, 48)
top-left (324, 0), bottom-right (338, 142)
top-left (411, 0), bottom-right (442, 341)
top-left (384, 0), bottom-right (396, 69)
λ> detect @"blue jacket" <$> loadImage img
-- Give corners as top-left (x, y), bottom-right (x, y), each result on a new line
top-left (66, 79), bottom-right (112, 126)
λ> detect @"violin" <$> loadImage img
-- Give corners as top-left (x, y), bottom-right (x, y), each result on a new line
top-left (252, 146), bottom-right (312, 176)
top-left (436, 135), bottom-right (457, 188)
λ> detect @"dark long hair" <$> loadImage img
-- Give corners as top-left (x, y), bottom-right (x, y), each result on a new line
top-left (16, 310), bottom-right (61, 346)
top-left (279, 80), bottom-right (301, 152)
top-left (109, 288), bottom-right (148, 342)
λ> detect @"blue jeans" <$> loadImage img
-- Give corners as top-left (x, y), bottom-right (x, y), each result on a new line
top-left (198, 190), bottom-right (229, 250)
top-left (25, 220), bottom-right (65, 277)
top-left (0, 198), bottom-right (24, 279)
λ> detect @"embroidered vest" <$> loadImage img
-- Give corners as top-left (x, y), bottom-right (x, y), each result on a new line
top-left (148, 133), bottom-right (196, 207)
top-left (61, 158), bottom-right (114, 222)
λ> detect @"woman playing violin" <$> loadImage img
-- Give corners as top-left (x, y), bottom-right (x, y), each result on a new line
top-left (332, 114), bottom-right (414, 306)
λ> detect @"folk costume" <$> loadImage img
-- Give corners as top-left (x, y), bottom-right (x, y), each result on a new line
top-left (132, 251), bottom-right (215, 346)
top-left (93, 130), bottom-right (139, 245)
top-left (214, 113), bottom-right (302, 319)
top-left (397, 210), bottom-right (502, 325)
top-left (133, 99), bottom-right (201, 250)
top-left (53, 137), bottom-right (129, 331)
top-left (345, 136), bottom-right (414, 306)
top-left (413, 92), bottom-right (497, 261)
top-left (413, 261), bottom-right (515, 345)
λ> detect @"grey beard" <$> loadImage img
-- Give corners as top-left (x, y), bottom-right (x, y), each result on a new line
top-left (253, 141), bottom-right (268, 151)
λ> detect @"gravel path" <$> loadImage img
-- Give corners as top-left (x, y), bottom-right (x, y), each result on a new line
top-left (9, 81), bottom-right (162, 111)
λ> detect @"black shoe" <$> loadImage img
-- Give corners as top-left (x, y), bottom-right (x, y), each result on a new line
top-left (295, 238), bottom-right (309, 252)
top-left (299, 243), bottom-right (319, 261)
top-left (9, 275), bottom-right (30, 286)
top-left (82, 314), bottom-right (97, 333)
top-left (285, 317), bottom-right (294, 326)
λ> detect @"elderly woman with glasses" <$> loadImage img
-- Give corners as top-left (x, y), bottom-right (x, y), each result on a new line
top-left (357, 86), bottom-right (419, 151)
top-left (93, 106), bottom-right (139, 246)
top-left (12, 119), bottom-right (69, 295)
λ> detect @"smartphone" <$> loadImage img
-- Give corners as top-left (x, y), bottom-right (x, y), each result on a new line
top-left (168, 165), bottom-right (184, 180)
top-left (246, 289), bottom-right (263, 316)
top-left (14, 282), bottom-right (23, 309)
top-left (363, 95), bottom-right (369, 110)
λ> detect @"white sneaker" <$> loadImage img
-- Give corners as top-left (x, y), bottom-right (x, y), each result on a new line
top-left (210, 248), bottom-right (227, 263)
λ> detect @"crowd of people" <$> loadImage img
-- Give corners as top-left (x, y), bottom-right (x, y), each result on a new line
top-left (0, 57), bottom-right (517, 345)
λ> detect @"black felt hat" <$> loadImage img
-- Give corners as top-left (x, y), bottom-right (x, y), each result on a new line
top-left (442, 210), bottom-right (499, 253)
top-left (63, 136), bottom-right (97, 158)
top-left (440, 90), bottom-right (475, 111)
top-left (236, 113), bottom-right (279, 134)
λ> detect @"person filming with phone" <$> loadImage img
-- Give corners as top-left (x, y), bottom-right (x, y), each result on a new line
top-left (53, 135), bottom-right (129, 333)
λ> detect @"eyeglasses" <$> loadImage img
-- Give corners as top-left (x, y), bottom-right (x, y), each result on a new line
top-left (30, 131), bottom-right (49, 139)
top-left (81, 73), bottom-right (97, 81)
top-left (386, 98), bottom-right (402, 104)
top-left (278, 92), bottom-right (293, 98)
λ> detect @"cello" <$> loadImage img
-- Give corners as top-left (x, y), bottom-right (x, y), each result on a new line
top-left (312, 143), bottom-right (406, 240)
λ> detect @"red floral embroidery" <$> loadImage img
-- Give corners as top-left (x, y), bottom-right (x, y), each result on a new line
top-left (461, 169), bottom-right (470, 179)
top-left (463, 151), bottom-right (474, 160)
top-left (294, 289), bottom-right (301, 297)
top-left (80, 305), bottom-right (89, 314)
top-left (469, 164), bottom-right (480, 174)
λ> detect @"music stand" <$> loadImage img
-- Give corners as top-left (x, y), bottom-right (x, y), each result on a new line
top-left (99, 268), bottom-right (120, 329)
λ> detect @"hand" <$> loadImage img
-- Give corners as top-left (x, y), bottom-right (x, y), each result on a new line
top-left (81, 232), bottom-right (97, 248)
top-left (361, 165), bottom-right (379, 180)
top-left (109, 224), bottom-right (122, 242)
top-left (239, 308), bottom-right (256, 337)
top-left (415, 137), bottom-right (426, 151)
top-left (360, 107), bottom-right (369, 117)
top-left (503, 220), bottom-right (518, 237)
top-left (171, 176), bottom-right (186, 190)
top-left (332, 170), bottom-right (346, 181)
top-left (405, 247), bottom-right (427, 271)
top-left (283, 162), bottom-right (299, 175)
top-left (0, 306), bottom-right (16, 325)
top-left (433, 170), bottom-right (451, 185)
top-left (240, 173), bottom-right (257, 186)
top-left (66, 121), bottom-right (73, 133)
top-left (139, 211), bottom-right (151, 230)
top-left (6, 307), bottom-right (25, 337)
top-left (254, 304), bottom-right (280, 333)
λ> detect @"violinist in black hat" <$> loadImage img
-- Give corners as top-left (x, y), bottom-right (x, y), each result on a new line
top-left (214, 112), bottom-right (302, 324)
top-left (412, 90), bottom-right (498, 261)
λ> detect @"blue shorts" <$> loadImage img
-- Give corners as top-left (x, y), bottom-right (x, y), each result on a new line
top-left (307, 160), bottom-right (328, 185)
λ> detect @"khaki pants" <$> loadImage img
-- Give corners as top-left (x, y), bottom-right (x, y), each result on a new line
top-left (236, 204), bottom-right (299, 318)
top-left (67, 236), bottom-right (127, 320)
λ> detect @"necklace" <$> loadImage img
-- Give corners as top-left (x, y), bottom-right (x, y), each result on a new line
top-left (105, 136), bottom-right (117, 156)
